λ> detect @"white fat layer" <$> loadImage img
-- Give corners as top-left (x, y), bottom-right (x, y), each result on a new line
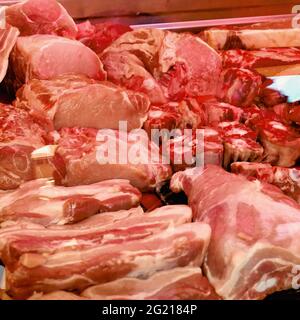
top-left (255, 277), bottom-right (277, 293)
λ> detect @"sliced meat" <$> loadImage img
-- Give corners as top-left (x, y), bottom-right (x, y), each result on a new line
top-left (81, 267), bottom-right (220, 300)
top-left (231, 162), bottom-right (300, 203)
top-left (15, 74), bottom-right (150, 131)
top-left (0, 179), bottom-right (141, 226)
top-left (5, 0), bottom-right (77, 38)
top-left (0, 26), bottom-right (19, 83)
top-left (171, 165), bottom-right (300, 300)
top-left (0, 104), bottom-right (46, 190)
top-left (6, 222), bottom-right (211, 299)
top-left (54, 128), bottom-right (172, 191)
top-left (10, 35), bottom-right (106, 90)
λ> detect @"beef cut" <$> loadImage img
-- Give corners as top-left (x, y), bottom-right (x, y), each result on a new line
top-left (15, 74), bottom-right (150, 131)
top-left (0, 104), bottom-right (47, 190)
top-left (0, 178), bottom-right (141, 226)
top-left (231, 162), bottom-right (300, 203)
top-left (171, 165), bottom-right (300, 299)
top-left (53, 128), bottom-right (172, 191)
top-left (5, 222), bottom-right (211, 299)
top-left (5, 0), bottom-right (77, 38)
top-left (10, 35), bottom-right (106, 90)
top-left (0, 26), bottom-right (19, 83)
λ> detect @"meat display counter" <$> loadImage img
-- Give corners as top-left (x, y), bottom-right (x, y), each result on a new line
top-left (1, 0), bottom-right (300, 301)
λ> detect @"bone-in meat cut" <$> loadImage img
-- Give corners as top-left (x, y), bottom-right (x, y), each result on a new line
top-left (171, 165), bottom-right (300, 299)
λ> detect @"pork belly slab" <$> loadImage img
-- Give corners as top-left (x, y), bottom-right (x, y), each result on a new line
top-left (5, 0), bottom-right (78, 38)
top-left (0, 205), bottom-right (192, 266)
top-left (15, 74), bottom-right (150, 131)
top-left (171, 165), bottom-right (300, 300)
top-left (0, 178), bottom-right (141, 226)
top-left (30, 267), bottom-right (220, 300)
top-left (10, 34), bottom-right (106, 90)
top-left (5, 222), bottom-right (210, 299)
top-left (52, 128), bottom-right (172, 191)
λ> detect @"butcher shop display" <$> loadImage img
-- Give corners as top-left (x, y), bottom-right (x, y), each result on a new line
top-left (1, 0), bottom-right (300, 301)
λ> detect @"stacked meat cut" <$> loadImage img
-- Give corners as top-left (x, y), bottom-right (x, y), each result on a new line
top-left (1, 0), bottom-right (300, 300)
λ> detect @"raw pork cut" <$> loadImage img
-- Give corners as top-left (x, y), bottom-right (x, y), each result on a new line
top-left (10, 35), bottom-right (106, 89)
top-left (231, 162), bottom-right (300, 203)
top-left (103, 28), bottom-right (222, 100)
top-left (6, 222), bottom-right (211, 299)
top-left (171, 165), bottom-right (300, 300)
top-left (0, 179), bottom-right (141, 226)
top-left (0, 26), bottom-right (19, 83)
top-left (15, 74), bottom-right (150, 131)
top-left (81, 267), bottom-right (220, 300)
top-left (202, 19), bottom-right (300, 50)
top-left (102, 51), bottom-right (166, 105)
top-left (0, 205), bottom-right (192, 266)
top-left (5, 0), bottom-right (77, 38)
top-left (77, 21), bottom-right (132, 55)
top-left (29, 268), bottom-right (220, 300)
top-left (53, 128), bottom-right (172, 191)
top-left (0, 104), bottom-right (46, 190)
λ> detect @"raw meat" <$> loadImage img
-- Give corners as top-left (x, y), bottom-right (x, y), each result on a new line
top-left (29, 267), bottom-right (220, 300)
top-left (81, 267), bottom-right (220, 300)
top-left (0, 205), bottom-right (192, 266)
top-left (222, 48), bottom-right (300, 70)
top-left (103, 28), bottom-right (222, 99)
top-left (0, 104), bottom-right (47, 190)
top-left (54, 128), bottom-right (172, 191)
top-left (217, 122), bottom-right (263, 168)
top-left (77, 21), bottom-right (132, 55)
top-left (165, 128), bottom-right (224, 172)
top-left (0, 179), bottom-right (141, 226)
top-left (10, 34), bottom-right (106, 89)
top-left (171, 165), bottom-right (300, 300)
top-left (217, 68), bottom-right (262, 107)
top-left (5, 0), bottom-right (77, 38)
top-left (0, 26), bottom-right (19, 83)
top-left (202, 20), bottom-right (300, 50)
top-left (6, 222), bottom-right (211, 299)
top-left (102, 51), bottom-right (166, 105)
top-left (15, 74), bottom-right (150, 131)
top-left (249, 118), bottom-right (300, 167)
top-left (231, 162), bottom-right (300, 203)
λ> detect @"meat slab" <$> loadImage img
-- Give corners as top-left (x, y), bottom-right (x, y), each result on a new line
top-left (0, 205), bottom-right (192, 267)
top-left (171, 165), bottom-right (300, 299)
top-left (6, 222), bottom-right (211, 299)
top-left (5, 0), bottom-right (77, 38)
top-left (0, 26), bottom-right (19, 83)
top-left (54, 128), bottom-right (172, 191)
top-left (231, 162), bottom-right (300, 204)
top-left (15, 74), bottom-right (150, 131)
top-left (0, 178), bottom-right (141, 226)
top-left (0, 104), bottom-right (47, 190)
top-left (10, 34), bottom-right (106, 89)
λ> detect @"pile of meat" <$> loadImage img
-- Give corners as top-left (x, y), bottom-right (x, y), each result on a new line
top-left (0, 0), bottom-right (300, 300)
